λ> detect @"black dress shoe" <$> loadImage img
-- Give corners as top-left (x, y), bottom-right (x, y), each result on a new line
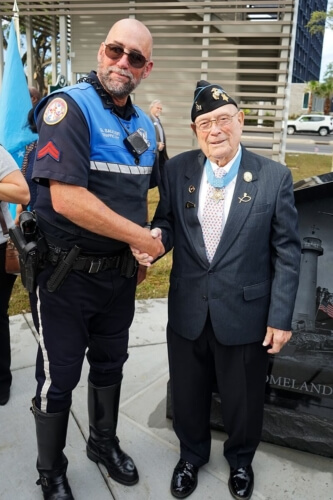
top-left (170, 459), bottom-right (198, 498)
top-left (0, 389), bottom-right (10, 406)
top-left (228, 465), bottom-right (254, 500)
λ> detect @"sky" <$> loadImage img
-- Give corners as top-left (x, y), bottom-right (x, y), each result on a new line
top-left (320, 28), bottom-right (333, 80)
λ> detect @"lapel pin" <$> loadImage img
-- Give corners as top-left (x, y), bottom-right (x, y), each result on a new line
top-left (243, 171), bottom-right (252, 183)
top-left (189, 185), bottom-right (195, 193)
top-left (238, 193), bottom-right (252, 203)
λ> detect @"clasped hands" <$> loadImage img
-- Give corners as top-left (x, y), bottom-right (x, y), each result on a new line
top-left (132, 228), bottom-right (163, 266)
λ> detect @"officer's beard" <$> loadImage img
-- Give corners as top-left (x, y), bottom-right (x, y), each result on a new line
top-left (97, 65), bottom-right (142, 99)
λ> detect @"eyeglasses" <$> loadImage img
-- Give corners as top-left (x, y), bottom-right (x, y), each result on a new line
top-left (104, 43), bottom-right (148, 69)
top-left (196, 111), bottom-right (239, 132)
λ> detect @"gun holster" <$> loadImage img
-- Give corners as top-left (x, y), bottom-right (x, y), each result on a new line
top-left (9, 212), bottom-right (47, 293)
top-left (120, 247), bottom-right (138, 278)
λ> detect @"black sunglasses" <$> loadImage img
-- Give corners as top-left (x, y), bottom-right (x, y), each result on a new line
top-left (104, 43), bottom-right (148, 69)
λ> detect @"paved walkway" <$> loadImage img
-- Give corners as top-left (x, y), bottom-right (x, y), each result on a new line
top-left (1, 298), bottom-right (332, 499)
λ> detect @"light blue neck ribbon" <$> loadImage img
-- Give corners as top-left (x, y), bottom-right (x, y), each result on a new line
top-left (205, 150), bottom-right (242, 188)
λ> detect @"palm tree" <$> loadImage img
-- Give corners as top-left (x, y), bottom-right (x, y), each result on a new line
top-left (317, 79), bottom-right (333, 115)
top-left (305, 80), bottom-right (321, 113)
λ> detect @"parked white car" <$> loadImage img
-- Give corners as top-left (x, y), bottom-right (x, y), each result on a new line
top-left (287, 115), bottom-right (333, 136)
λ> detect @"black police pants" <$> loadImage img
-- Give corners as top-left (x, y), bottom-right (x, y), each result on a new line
top-left (31, 263), bottom-right (137, 413)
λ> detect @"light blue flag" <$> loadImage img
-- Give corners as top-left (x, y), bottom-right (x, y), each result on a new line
top-left (0, 20), bottom-right (38, 217)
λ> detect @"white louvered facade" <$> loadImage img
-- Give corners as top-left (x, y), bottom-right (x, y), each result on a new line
top-left (0, 1), bottom-right (298, 161)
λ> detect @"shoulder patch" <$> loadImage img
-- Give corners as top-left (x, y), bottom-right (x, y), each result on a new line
top-left (43, 97), bottom-right (68, 125)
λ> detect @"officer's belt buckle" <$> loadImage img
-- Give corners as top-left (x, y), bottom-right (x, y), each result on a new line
top-left (88, 258), bottom-right (102, 273)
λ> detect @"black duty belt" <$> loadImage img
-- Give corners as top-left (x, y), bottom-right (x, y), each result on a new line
top-left (47, 246), bottom-right (122, 274)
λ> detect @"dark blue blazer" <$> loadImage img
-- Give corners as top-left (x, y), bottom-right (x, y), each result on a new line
top-left (153, 146), bottom-right (301, 345)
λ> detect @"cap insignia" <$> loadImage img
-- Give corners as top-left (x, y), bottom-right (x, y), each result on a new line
top-left (211, 87), bottom-right (230, 102)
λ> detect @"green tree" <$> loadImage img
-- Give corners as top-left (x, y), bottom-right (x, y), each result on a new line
top-left (2, 18), bottom-right (59, 95)
top-left (22, 26), bottom-right (54, 95)
top-left (306, 5), bottom-right (333, 91)
top-left (306, 4), bottom-right (333, 35)
top-left (324, 62), bottom-right (333, 80)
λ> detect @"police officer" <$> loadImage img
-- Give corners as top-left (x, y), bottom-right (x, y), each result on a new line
top-left (30, 18), bottom-right (164, 500)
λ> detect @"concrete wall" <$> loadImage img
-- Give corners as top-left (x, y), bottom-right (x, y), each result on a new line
top-left (289, 83), bottom-right (326, 117)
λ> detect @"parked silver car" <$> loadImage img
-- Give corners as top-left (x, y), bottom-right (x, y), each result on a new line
top-left (287, 115), bottom-right (333, 136)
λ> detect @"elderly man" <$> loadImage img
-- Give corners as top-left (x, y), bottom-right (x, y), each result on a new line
top-left (30, 18), bottom-right (164, 499)
top-left (132, 80), bottom-right (301, 499)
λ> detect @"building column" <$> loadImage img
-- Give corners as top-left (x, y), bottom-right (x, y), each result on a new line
top-left (25, 16), bottom-right (34, 86)
top-left (59, 14), bottom-right (67, 83)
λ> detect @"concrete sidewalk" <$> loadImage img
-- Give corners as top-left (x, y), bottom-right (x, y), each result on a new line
top-left (1, 298), bottom-right (332, 500)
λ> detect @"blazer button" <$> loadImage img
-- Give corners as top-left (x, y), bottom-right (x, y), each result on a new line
top-left (202, 295), bottom-right (208, 301)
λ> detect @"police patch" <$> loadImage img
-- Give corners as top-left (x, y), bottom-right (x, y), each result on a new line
top-left (43, 97), bottom-right (68, 125)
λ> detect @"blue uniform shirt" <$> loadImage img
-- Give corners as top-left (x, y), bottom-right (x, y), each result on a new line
top-left (33, 74), bottom-right (157, 253)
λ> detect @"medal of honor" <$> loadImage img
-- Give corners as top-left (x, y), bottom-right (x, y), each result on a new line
top-left (205, 151), bottom-right (242, 194)
top-left (211, 188), bottom-right (224, 202)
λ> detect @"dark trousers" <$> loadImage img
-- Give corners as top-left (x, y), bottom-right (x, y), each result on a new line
top-left (167, 315), bottom-right (269, 470)
top-left (0, 242), bottom-right (17, 395)
top-left (31, 262), bottom-right (137, 413)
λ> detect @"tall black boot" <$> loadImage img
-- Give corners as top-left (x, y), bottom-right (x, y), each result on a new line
top-left (31, 398), bottom-right (74, 500)
top-left (86, 380), bottom-right (139, 486)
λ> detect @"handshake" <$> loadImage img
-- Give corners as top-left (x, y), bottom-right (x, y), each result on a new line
top-left (131, 227), bottom-right (164, 267)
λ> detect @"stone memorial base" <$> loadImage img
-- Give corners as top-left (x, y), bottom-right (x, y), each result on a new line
top-left (166, 380), bottom-right (333, 458)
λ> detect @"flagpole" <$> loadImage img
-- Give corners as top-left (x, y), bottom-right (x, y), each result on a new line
top-left (12, 0), bottom-right (20, 53)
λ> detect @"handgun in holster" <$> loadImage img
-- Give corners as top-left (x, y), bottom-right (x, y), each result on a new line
top-left (120, 247), bottom-right (138, 278)
top-left (9, 225), bottom-right (38, 293)
top-left (46, 245), bottom-right (81, 292)
top-left (9, 211), bottom-right (48, 293)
